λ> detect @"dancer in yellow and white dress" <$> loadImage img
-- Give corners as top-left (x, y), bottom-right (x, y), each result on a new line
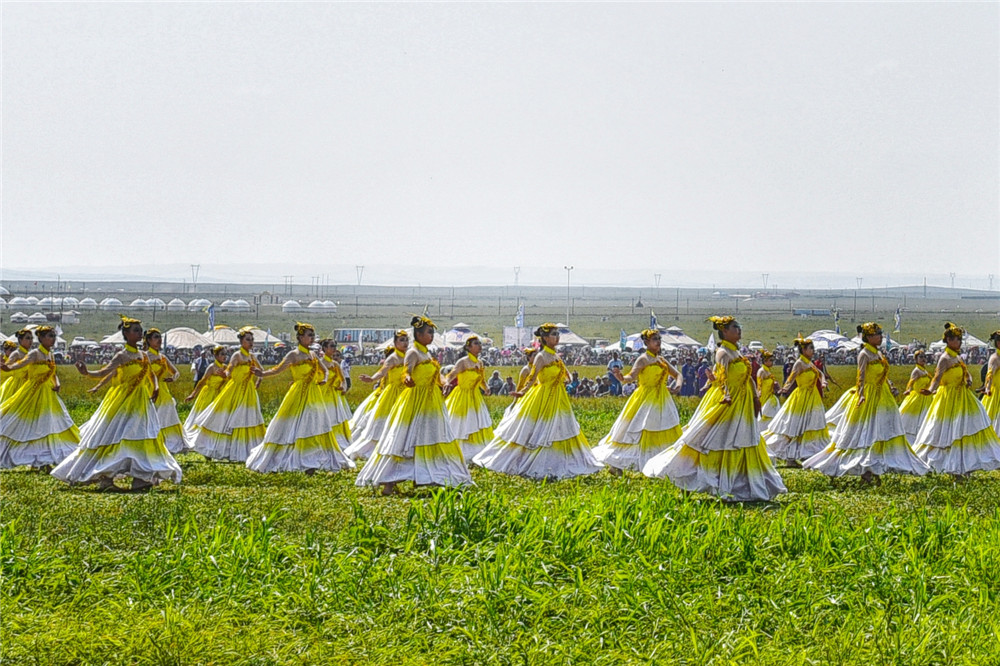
top-left (444, 336), bottom-right (494, 461)
top-left (473, 323), bottom-right (602, 480)
top-left (763, 335), bottom-right (831, 464)
top-left (143, 328), bottom-right (189, 454)
top-left (183, 346), bottom-right (229, 443)
top-left (756, 350), bottom-right (780, 428)
top-left (981, 332), bottom-right (1000, 436)
top-left (643, 316), bottom-right (786, 502)
top-left (500, 347), bottom-right (538, 421)
top-left (804, 322), bottom-right (927, 482)
top-left (347, 348), bottom-right (391, 444)
top-left (898, 349), bottom-right (933, 443)
top-left (190, 328), bottom-right (266, 461)
top-left (0, 325), bottom-right (79, 470)
top-left (1, 340), bottom-right (16, 363)
top-left (911, 323), bottom-right (1000, 476)
top-left (592, 328), bottom-right (683, 474)
top-left (357, 316), bottom-right (471, 494)
top-left (0, 329), bottom-right (34, 404)
top-left (246, 323), bottom-right (354, 474)
top-left (319, 340), bottom-right (353, 453)
top-left (52, 315), bottom-right (182, 491)
top-left (344, 330), bottom-right (410, 461)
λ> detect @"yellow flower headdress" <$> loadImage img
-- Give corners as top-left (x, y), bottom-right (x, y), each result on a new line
top-left (410, 315), bottom-right (437, 330)
top-left (523, 347), bottom-right (538, 359)
top-left (143, 328), bottom-right (161, 344)
top-left (13, 328), bottom-right (31, 340)
top-left (464, 335), bottom-right (480, 349)
top-left (989, 330), bottom-right (1000, 346)
top-left (394, 329), bottom-right (410, 340)
top-left (35, 325), bottom-right (55, 335)
top-left (707, 315), bottom-right (736, 331)
top-left (942, 322), bottom-right (964, 341)
top-left (857, 322), bottom-right (882, 338)
top-left (913, 348), bottom-right (927, 358)
top-left (534, 323), bottom-right (559, 337)
top-left (2, 340), bottom-right (16, 352)
top-left (118, 313), bottom-right (141, 330)
top-left (293, 322), bottom-right (314, 336)
top-left (237, 326), bottom-right (255, 339)
top-left (793, 332), bottom-right (812, 349)
top-left (212, 344), bottom-right (226, 355)
top-left (760, 349), bottom-right (774, 360)
top-left (640, 328), bottom-right (660, 342)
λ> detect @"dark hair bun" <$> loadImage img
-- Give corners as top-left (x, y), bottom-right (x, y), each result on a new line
top-left (856, 325), bottom-right (863, 334)
top-left (533, 326), bottom-right (543, 337)
top-left (410, 316), bottom-right (423, 327)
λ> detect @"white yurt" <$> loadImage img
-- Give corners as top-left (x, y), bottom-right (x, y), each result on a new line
top-left (25, 296), bottom-right (38, 305)
top-left (9, 297), bottom-right (30, 307)
top-left (148, 298), bottom-right (166, 311)
top-left (38, 297), bottom-right (60, 311)
top-left (62, 297), bottom-right (80, 308)
top-left (167, 298), bottom-right (186, 312)
top-left (27, 312), bottom-right (48, 324)
top-left (78, 298), bottom-right (98, 310)
top-left (129, 298), bottom-right (150, 310)
top-left (203, 326), bottom-right (241, 345)
top-left (233, 299), bottom-right (252, 312)
top-left (163, 327), bottom-right (214, 350)
top-left (220, 299), bottom-right (238, 311)
top-left (9, 312), bottom-right (29, 323)
top-left (99, 297), bottom-right (123, 310)
top-left (282, 300), bottom-right (304, 313)
top-left (188, 298), bottom-right (212, 311)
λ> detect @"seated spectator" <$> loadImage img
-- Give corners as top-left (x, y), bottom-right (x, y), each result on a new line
top-left (566, 371), bottom-right (580, 396)
top-left (487, 370), bottom-right (504, 396)
top-left (502, 376), bottom-right (516, 396)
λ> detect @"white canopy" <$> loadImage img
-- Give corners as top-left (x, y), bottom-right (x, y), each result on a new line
top-left (551, 324), bottom-right (589, 347)
top-left (444, 323), bottom-right (493, 349)
top-left (929, 333), bottom-right (989, 352)
top-left (204, 326), bottom-right (241, 344)
top-left (807, 329), bottom-right (860, 351)
top-left (660, 326), bottom-right (701, 347)
top-left (99, 331), bottom-right (125, 345)
top-left (163, 327), bottom-right (214, 350)
top-left (78, 298), bottom-right (98, 310)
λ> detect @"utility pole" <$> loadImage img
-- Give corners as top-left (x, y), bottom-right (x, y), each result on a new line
top-left (950, 272), bottom-right (956, 290)
top-left (654, 273), bottom-right (662, 302)
top-left (761, 273), bottom-right (769, 291)
top-left (190, 264), bottom-right (200, 292)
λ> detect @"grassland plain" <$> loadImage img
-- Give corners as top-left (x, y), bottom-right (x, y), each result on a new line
top-left (3, 368), bottom-right (1000, 665)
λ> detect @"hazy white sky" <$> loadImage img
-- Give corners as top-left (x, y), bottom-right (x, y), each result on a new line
top-left (2, 2), bottom-right (998, 285)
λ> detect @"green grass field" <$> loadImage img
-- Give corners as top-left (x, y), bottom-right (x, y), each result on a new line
top-left (4, 368), bottom-right (1000, 665)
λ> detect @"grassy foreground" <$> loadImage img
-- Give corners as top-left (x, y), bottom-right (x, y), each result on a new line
top-left (3, 371), bottom-right (1000, 664)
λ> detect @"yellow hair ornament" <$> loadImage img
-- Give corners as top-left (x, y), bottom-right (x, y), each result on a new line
top-left (707, 315), bottom-right (736, 331)
top-left (942, 322), bottom-right (965, 341)
top-left (118, 313), bottom-right (142, 328)
top-left (35, 325), bottom-right (55, 335)
top-left (2, 340), bottom-right (16, 351)
top-left (640, 328), bottom-right (660, 342)
top-left (212, 344), bottom-right (226, 354)
top-left (534, 322), bottom-right (559, 337)
top-left (464, 335), bottom-right (480, 348)
top-left (857, 322), bottom-right (882, 337)
top-left (410, 315), bottom-right (437, 330)
top-left (989, 330), bottom-right (1000, 346)
top-left (760, 349), bottom-right (774, 360)
top-left (395, 329), bottom-right (410, 339)
top-left (793, 332), bottom-right (812, 348)
top-left (294, 321), bottom-right (315, 335)
top-left (237, 326), bottom-right (256, 338)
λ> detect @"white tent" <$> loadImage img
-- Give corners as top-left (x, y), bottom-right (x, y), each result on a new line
top-left (660, 326), bottom-right (701, 347)
top-left (24, 324), bottom-right (67, 348)
top-left (9, 312), bottom-right (28, 323)
top-left (163, 327), bottom-right (214, 350)
top-left (188, 298), bottom-right (212, 311)
top-left (100, 331), bottom-right (125, 345)
top-left (929, 333), bottom-right (989, 352)
top-left (63, 297), bottom-right (79, 307)
top-left (233, 299), bottom-right (252, 312)
top-left (129, 298), bottom-right (150, 310)
top-left (148, 298), bottom-right (166, 311)
top-left (245, 328), bottom-right (283, 346)
top-left (807, 330), bottom-right (859, 351)
top-left (444, 323), bottom-right (493, 349)
top-left (167, 298), bottom-right (186, 312)
top-left (380, 331), bottom-right (447, 351)
top-left (78, 298), bottom-right (98, 310)
top-left (553, 324), bottom-right (589, 347)
top-left (99, 297), bottom-right (123, 310)
top-left (27, 312), bottom-right (48, 324)
top-left (9, 297), bottom-right (30, 307)
top-left (204, 326), bottom-right (241, 344)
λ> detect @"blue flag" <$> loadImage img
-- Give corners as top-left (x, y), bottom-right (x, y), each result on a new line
top-left (894, 307), bottom-right (901, 333)
top-left (620, 328), bottom-right (627, 351)
top-left (834, 309), bottom-right (840, 335)
top-left (516, 302), bottom-right (525, 328)
top-left (206, 304), bottom-right (215, 330)
top-left (650, 310), bottom-right (657, 329)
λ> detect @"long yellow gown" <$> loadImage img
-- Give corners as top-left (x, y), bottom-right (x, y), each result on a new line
top-left (643, 341), bottom-right (786, 501)
top-left (804, 344), bottom-right (927, 476)
top-left (320, 358), bottom-right (353, 452)
top-left (357, 354), bottom-right (472, 487)
top-left (147, 350), bottom-right (189, 454)
top-left (473, 351), bottom-right (602, 480)
top-left (182, 368), bottom-right (227, 442)
top-left (757, 366), bottom-right (780, 426)
top-left (0, 346), bottom-right (31, 404)
top-left (345, 360), bottom-right (407, 460)
top-left (191, 353), bottom-right (266, 462)
top-left (763, 360), bottom-right (831, 460)
top-left (898, 365), bottom-right (932, 442)
top-left (981, 356), bottom-right (1000, 435)
top-left (246, 354), bottom-right (354, 473)
top-left (0, 350), bottom-right (79, 468)
top-left (592, 355), bottom-right (683, 471)
top-left (52, 352), bottom-right (182, 485)
top-left (444, 362), bottom-right (494, 461)
top-left (911, 350), bottom-right (1000, 474)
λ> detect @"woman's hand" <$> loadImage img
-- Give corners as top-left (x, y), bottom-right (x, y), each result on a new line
top-left (75, 361), bottom-right (89, 376)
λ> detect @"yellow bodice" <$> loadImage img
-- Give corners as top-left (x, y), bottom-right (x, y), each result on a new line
top-left (203, 372), bottom-right (227, 393)
top-left (114, 357), bottom-right (152, 393)
top-left (230, 362), bottom-right (254, 385)
top-left (410, 359), bottom-right (441, 387)
top-left (291, 358), bottom-right (320, 383)
top-left (457, 367), bottom-right (484, 390)
top-left (758, 370), bottom-right (776, 401)
top-left (940, 364), bottom-right (966, 388)
top-left (796, 366), bottom-right (819, 389)
top-left (718, 356), bottom-right (750, 393)
top-left (863, 358), bottom-right (887, 385)
top-left (909, 373), bottom-right (931, 392)
top-left (149, 354), bottom-right (170, 380)
top-left (637, 362), bottom-right (669, 388)
top-left (386, 364), bottom-right (407, 387)
top-left (538, 360), bottom-right (569, 386)
top-left (27, 359), bottom-right (57, 386)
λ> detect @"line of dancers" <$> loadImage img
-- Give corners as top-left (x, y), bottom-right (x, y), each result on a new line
top-left (3, 315), bottom-right (1000, 500)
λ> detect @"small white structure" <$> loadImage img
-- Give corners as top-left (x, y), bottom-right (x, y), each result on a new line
top-left (220, 299), bottom-right (238, 311)
top-left (9, 312), bottom-right (28, 323)
top-left (188, 298), bottom-right (212, 311)
top-left (62, 297), bottom-right (80, 308)
top-left (0, 286), bottom-right (8, 295)
top-left (78, 298), bottom-right (98, 310)
top-left (27, 312), bottom-right (48, 324)
top-left (306, 300), bottom-right (337, 314)
top-left (148, 298), bottom-right (166, 311)
top-left (99, 297), bottom-right (123, 310)
top-left (282, 300), bottom-right (304, 313)
top-left (129, 298), bottom-right (150, 310)
top-left (167, 298), bottom-right (186, 312)
top-left (204, 326), bottom-right (241, 345)
top-left (9, 297), bottom-right (30, 307)
top-left (233, 299), bottom-right (252, 312)
top-left (38, 297), bottom-right (61, 311)
top-left (25, 296), bottom-right (38, 305)
top-left (163, 327), bottom-right (214, 350)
